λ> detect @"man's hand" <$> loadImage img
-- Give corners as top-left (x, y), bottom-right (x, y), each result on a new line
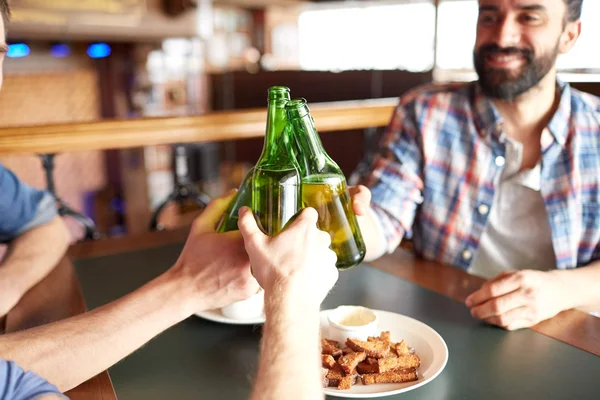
top-left (170, 191), bottom-right (260, 313)
top-left (465, 270), bottom-right (569, 330)
top-left (237, 206), bottom-right (338, 306)
top-left (348, 185), bottom-right (372, 216)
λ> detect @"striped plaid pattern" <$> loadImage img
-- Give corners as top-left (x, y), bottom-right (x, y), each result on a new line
top-left (361, 81), bottom-right (600, 270)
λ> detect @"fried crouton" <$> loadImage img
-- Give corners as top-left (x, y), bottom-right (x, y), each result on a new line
top-left (337, 374), bottom-right (358, 390)
top-left (338, 352), bottom-right (367, 375)
top-left (362, 369), bottom-right (419, 385)
top-left (377, 354), bottom-right (421, 373)
top-left (322, 354), bottom-right (337, 369)
top-left (393, 340), bottom-right (410, 356)
top-left (321, 339), bottom-right (343, 358)
top-left (356, 362), bottom-right (379, 375)
top-left (346, 338), bottom-right (391, 358)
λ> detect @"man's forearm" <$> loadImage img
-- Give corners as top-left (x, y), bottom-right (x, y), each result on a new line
top-left (251, 284), bottom-right (323, 400)
top-left (554, 261), bottom-right (600, 312)
top-left (359, 208), bottom-right (395, 262)
top-left (0, 216), bottom-right (70, 301)
top-left (0, 269), bottom-right (192, 392)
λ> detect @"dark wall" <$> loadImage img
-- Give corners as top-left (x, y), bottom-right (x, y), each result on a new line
top-left (209, 70), bottom-right (433, 178)
top-left (571, 82), bottom-right (600, 97)
top-left (209, 70), bottom-right (432, 110)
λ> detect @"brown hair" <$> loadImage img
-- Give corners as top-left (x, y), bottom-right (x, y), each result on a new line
top-left (565, 0), bottom-right (583, 22)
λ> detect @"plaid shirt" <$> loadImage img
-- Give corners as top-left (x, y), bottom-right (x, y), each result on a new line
top-left (361, 81), bottom-right (600, 271)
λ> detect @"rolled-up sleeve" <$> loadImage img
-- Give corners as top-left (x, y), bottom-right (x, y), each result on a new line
top-left (0, 359), bottom-right (68, 400)
top-left (358, 99), bottom-right (425, 253)
top-left (0, 164), bottom-right (57, 243)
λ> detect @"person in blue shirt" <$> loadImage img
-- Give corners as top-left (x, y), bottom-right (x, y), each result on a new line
top-left (0, 164), bottom-right (71, 319)
top-left (0, 0), bottom-right (70, 321)
top-left (0, 360), bottom-right (65, 400)
top-left (0, 3), bottom-right (338, 399)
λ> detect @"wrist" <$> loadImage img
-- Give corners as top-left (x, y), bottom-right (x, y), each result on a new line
top-left (264, 279), bottom-right (321, 317)
top-left (155, 265), bottom-right (200, 321)
top-left (549, 269), bottom-right (595, 310)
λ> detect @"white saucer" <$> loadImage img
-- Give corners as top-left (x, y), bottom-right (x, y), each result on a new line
top-left (321, 309), bottom-right (448, 398)
top-left (195, 309), bottom-right (266, 325)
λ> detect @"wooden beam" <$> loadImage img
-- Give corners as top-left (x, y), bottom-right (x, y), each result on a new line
top-left (0, 98), bottom-right (397, 155)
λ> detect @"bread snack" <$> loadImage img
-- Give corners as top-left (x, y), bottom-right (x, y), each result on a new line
top-left (321, 331), bottom-right (420, 390)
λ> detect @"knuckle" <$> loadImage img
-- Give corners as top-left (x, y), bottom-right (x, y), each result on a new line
top-left (515, 271), bottom-right (528, 285)
top-left (496, 315), bottom-right (509, 327)
top-left (490, 300), bottom-right (502, 315)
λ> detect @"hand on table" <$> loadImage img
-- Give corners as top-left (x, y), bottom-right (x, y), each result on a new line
top-left (465, 270), bottom-right (569, 330)
top-left (171, 191), bottom-right (260, 313)
top-left (237, 206), bottom-right (338, 306)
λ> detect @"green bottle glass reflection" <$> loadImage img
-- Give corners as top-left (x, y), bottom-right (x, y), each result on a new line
top-left (216, 168), bottom-right (253, 232)
top-left (285, 98), bottom-right (366, 269)
top-left (252, 87), bottom-right (300, 235)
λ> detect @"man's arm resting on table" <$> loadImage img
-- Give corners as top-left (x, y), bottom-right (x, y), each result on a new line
top-left (0, 216), bottom-right (70, 317)
top-left (555, 261), bottom-right (600, 312)
top-left (0, 268), bottom-right (193, 392)
top-left (251, 283), bottom-right (323, 400)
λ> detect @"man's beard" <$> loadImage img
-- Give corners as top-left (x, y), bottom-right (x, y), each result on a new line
top-left (474, 42), bottom-right (559, 100)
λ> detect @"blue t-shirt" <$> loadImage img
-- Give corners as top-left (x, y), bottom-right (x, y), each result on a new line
top-left (0, 164), bottom-right (57, 243)
top-left (0, 359), bottom-right (67, 400)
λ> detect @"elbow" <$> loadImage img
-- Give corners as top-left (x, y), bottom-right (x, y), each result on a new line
top-left (50, 216), bottom-right (72, 252)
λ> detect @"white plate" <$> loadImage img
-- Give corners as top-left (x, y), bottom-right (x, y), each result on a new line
top-left (195, 309), bottom-right (266, 325)
top-left (321, 309), bottom-right (448, 398)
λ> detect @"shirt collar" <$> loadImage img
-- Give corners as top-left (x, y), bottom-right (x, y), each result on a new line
top-left (471, 80), bottom-right (572, 147)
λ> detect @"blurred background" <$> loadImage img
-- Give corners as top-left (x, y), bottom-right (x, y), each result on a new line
top-left (0, 0), bottom-right (598, 240)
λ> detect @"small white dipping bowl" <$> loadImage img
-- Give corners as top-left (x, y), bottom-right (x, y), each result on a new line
top-left (221, 289), bottom-right (264, 320)
top-left (327, 305), bottom-right (378, 344)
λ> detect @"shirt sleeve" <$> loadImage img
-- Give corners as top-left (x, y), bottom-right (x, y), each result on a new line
top-left (0, 164), bottom-right (57, 243)
top-left (357, 99), bottom-right (425, 254)
top-left (0, 359), bottom-right (68, 400)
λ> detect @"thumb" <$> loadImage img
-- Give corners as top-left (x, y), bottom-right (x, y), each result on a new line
top-left (287, 207), bottom-right (319, 231)
top-left (193, 189), bottom-right (237, 233)
top-left (237, 207), bottom-right (266, 244)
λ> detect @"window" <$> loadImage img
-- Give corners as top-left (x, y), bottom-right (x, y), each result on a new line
top-left (298, 2), bottom-right (435, 72)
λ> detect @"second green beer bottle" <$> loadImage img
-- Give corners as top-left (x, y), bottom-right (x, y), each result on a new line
top-left (252, 87), bottom-right (300, 235)
top-left (285, 98), bottom-right (366, 269)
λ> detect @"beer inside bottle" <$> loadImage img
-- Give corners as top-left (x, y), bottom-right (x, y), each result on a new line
top-left (252, 86), bottom-right (300, 235)
top-left (286, 98), bottom-right (366, 269)
top-left (216, 168), bottom-right (253, 233)
top-left (253, 167), bottom-right (299, 235)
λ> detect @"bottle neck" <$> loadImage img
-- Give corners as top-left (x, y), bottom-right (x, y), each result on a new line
top-left (260, 99), bottom-right (289, 161)
top-left (289, 113), bottom-right (327, 176)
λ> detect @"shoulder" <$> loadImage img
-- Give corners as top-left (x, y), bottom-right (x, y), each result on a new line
top-left (0, 359), bottom-right (66, 400)
top-left (569, 86), bottom-right (600, 120)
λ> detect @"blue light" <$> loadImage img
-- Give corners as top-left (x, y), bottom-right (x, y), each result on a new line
top-left (51, 44), bottom-right (71, 58)
top-left (7, 43), bottom-right (30, 58)
top-left (87, 43), bottom-right (111, 59)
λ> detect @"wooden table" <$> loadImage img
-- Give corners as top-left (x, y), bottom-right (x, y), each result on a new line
top-left (5, 228), bottom-right (600, 399)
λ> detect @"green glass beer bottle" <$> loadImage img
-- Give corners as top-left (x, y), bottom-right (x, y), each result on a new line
top-left (285, 98), bottom-right (366, 269)
top-left (216, 167), bottom-right (253, 232)
top-left (252, 87), bottom-right (300, 235)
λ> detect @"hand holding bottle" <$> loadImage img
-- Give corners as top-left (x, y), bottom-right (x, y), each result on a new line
top-left (237, 206), bottom-right (338, 306)
top-left (348, 185), bottom-right (372, 216)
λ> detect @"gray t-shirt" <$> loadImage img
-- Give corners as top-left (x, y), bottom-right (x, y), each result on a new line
top-left (0, 359), bottom-right (67, 400)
